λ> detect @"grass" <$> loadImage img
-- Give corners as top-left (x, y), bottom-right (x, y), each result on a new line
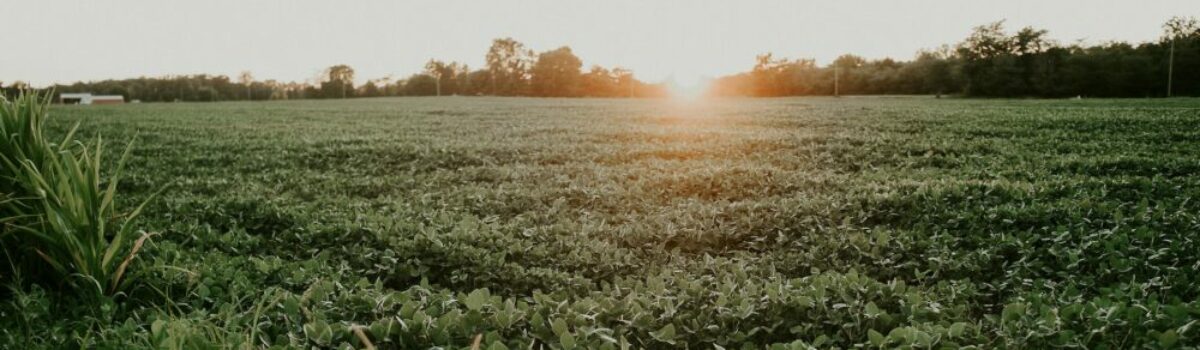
top-left (0, 92), bottom-right (154, 299)
top-left (2, 96), bottom-right (1200, 348)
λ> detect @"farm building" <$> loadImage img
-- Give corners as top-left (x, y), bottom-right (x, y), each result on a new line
top-left (59, 93), bottom-right (124, 105)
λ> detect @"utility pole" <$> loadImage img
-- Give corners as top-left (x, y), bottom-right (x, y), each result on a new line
top-left (1168, 38), bottom-right (1175, 97)
top-left (834, 66), bottom-right (840, 97)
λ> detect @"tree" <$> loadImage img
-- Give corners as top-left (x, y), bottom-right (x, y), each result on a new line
top-left (953, 21), bottom-right (1053, 96)
top-left (1164, 16), bottom-right (1199, 97)
top-left (461, 69), bottom-right (491, 96)
top-left (750, 53), bottom-right (783, 96)
top-left (530, 46), bottom-right (583, 97)
top-left (613, 67), bottom-right (637, 97)
top-left (580, 66), bottom-right (619, 97)
top-left (358, 79), bottom-right (384, 97)
top-left (321, 65), bottom-right (355, 99)
top-left (424, 60), bottom-right (468, 96)
top-left (238, 71), bottom-right (254, 100)
top-left (402, 74), bottom-right (438, 96)
top-left (425, 60), bottom-right (446, 96)
top-left (485, 38), bottom-right (534, 96)
top-left (908, 47), bottom-right (961, 95)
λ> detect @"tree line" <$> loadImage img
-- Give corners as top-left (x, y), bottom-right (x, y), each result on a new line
top-left (3, 17), bottom-right (1197, 101)
top-left (710, 17), bottom-right (1200, 98)
top-left (1, 37), bottom-right (666, 102)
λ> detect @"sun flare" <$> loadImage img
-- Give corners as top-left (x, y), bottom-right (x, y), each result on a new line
top-left (667, 76), bottom-right (711, 101)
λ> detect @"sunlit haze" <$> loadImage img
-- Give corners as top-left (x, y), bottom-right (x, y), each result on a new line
top-left (4, 0), bottom-right (1197, 86)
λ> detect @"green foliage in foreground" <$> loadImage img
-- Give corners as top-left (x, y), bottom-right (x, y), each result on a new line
top-left (0, 92), bottom-right (153, 299)
top-left (3, 97), bottom-right (1199, 348)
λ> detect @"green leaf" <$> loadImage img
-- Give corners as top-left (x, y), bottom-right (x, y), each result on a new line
top-left (651, 324), bottom-right (676, 344)
top-left (369, 319), bottom-right (396, 339)
top-left (463, 288), bottom-right (489, 311)
top-left (552, 318), bottom-right (569, 336)
top-left (1159, 329), bottom-right (1179, 348)
top-left (560, 332), bottom-right (577, 349)
top-left (399, 302), bottom-right (416, 318)
top-left (868, 329), bottom-right (885, 347)
top-left (812, 335), bottom-right (829, 347)
top-left (1001, 303), bottom-right (1026, 323)
top-left (864, 302), bottom-right (882, 318)
top-left (887, 327), bottom-right (910, 343)
top-left (948, 322), bottom-right (968, 338)
top-left (150, 320), bottom-right (167, 336)
top-left (304, 320), bottom-right (332, 345)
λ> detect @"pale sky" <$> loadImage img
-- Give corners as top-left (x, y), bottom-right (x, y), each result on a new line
top-left (3, 0), bottom-right (1197, 87)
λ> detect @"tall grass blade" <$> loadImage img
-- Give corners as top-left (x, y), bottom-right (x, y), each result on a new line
top-left (0, 90), bottom-right (156, 297)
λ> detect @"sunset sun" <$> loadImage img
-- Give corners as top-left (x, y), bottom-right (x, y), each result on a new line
top-left (666, 75), bottom-right (711, 100)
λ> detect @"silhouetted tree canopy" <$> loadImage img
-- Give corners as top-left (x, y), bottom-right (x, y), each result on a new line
top-left (320, 65), bottom-right (355, 99)
top-left (711, 17), bottom-right (1200, 98)
top-left (27, 17), bottom-right (1199, 102)
top-left (485, 38), bottom-right (535, 96)
top-left (531, 47), bottom-right (583, 97)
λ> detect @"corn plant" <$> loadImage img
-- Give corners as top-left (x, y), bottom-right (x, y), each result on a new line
top-left (0, 91), bottom-right (155, 297)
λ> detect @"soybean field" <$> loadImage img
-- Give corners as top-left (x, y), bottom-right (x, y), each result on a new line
top-left (9, 96), bottom-right (1200, 349)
